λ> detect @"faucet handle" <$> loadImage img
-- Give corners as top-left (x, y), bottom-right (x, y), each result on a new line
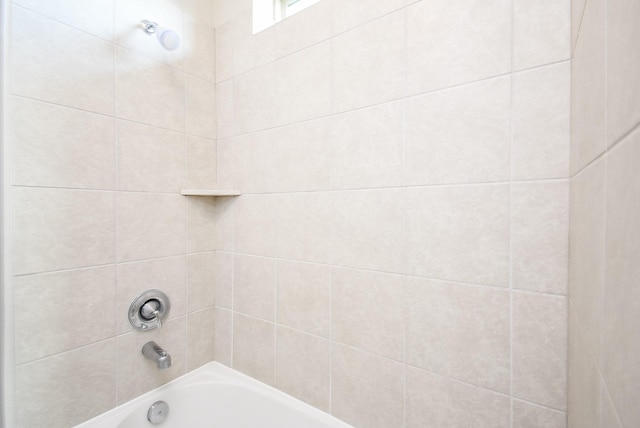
top-left (152, 309), bottom-right (162, 329)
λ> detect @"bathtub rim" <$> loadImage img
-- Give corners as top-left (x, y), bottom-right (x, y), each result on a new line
top-left (74, 361), bottom-right (352, 428)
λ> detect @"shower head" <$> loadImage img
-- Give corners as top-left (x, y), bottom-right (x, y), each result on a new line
top-left (141, 19), bottom-right (181, 51)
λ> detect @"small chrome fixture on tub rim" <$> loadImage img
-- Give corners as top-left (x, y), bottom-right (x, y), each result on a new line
top-left (147, 400), bottom-right (170, 425)
top-left (128, 289), bottom-right (171, 331)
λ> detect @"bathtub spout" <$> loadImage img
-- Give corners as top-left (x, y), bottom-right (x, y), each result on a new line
top-left (142, 341), bottom-right (172, 370)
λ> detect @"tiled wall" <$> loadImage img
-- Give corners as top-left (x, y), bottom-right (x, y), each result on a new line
top-left (7, 0), bottom-right (217, 426)
top-left (569, 0), bottom-right (640, 427)
top-left (213, 0), bottom-right (570, 427)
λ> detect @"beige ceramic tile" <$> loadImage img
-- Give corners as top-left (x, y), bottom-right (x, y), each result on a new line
top-left (114, 0), bottom-right (184, 69)
top-left (277, 192), bottom-right (332, 265)
top-left (607, 0), bottom-right (640, 145)
top-left (275, 0), bottom-right (332, 58)
top-left (570, 0), bottom-right (606, 174)
top-left (233, 314), bottom-right (275, 385)
top-left (513, 292), bottom-right (567, 409)
top-left (603, 131), bottom-right (640, 428)
top-left (213, 252), bottom-right (233, 309)
top-left (116, 317), bottom-right (187, 404)
top-left (275, 327), bottom-right (330, 412)
top-left (14, 266), bottom-right (116, 364)
top-left (332, 268), bottom-right (405, 361)
top-left (234, 194), bottom-right (279, 257)
top-left (184, 16), bottom-right (216, 82)
top-left (406, 277), bottom-right (510, 393)
top-left (331, 0), bottom-right (406, 34)
top-left (11, 7), bottom-right (114, 115)
top-left (214, 20), bottom-right (234, 83)
top-left (214, 195), bottom-right (235, 252)
top-left (16, 339), bottom-right (116, 428)
top-left (187, 136), bottom-right (217, 189)
top-left (187, 252), bottom-right (216, 312)
top-left (14, 0), bottom-right (114, 40)
top-left (513, 62), bottom-right (571, 180)
top-left (233, 254), bottom-right (277, 321)
top-left (116, 192), bottom-right (186, 262)
top-left (406, 366), bottom-right (510, 428)
top-left (331, 344), bottom-right (404, 428)
top-left (186, 75), bottom-right (217, 139)
top-left (406, 184), bottom-right (510, 286)
top-left (116, 256), bottom-right (187, 334)
top-left (11, 97), bottom-right (116, 190)
top-left (406, 0), bottom-right (511, 95)
top-left (213, 308), bottom-right (233, 366)
top-left (117, 120), bottom-right (186, 193)
top-left (331, 10), bottom-right (405, 112)
top-left (187, 308), bottom-right (216, 370)
top-left (567, 306), bottom-right (601, 428)
top-left (14, 187), bottom-right (115, 275)
top-left (513, 0), bottom-right (570, 70)
top-left (405, 77), bottom-right (511, 186)
top-left (332, 189), bottom-right (405, 273)
top-left (511, 181), bottom-right (570, 295)
top-left (569, 158), bottom-right (606, 362)
top-left (232, 13), bottom-right (277, 76)
top-left (512, 400), bottom-right (567, 428)
top-left (186, 195), bottom-right (216, 253)
top-left (331, 101), bottom-right (404, 189)
top-left (216, 80), bottom-right (234, 139)
top-left (115, 48), bottom-right (185, 132)
top-left (232, 131), bottom-right (277, 194)
top-left (275, 41), bottom-right (331, 126)
top-left (274, 118), bottom-right (331, 192)
top-left (232, 62), bottom-right (278, 134)
top-left (276, 260), bottom-right (330, 337)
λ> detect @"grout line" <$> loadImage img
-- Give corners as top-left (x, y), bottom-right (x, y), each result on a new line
top-left (509, 0), bottom-right (516, 424)
top-left (224, 58), bottom-right (570, 142)
top-left (112, 0), bottom-right (119, 405)
top-left (571, 0), bottom-right (590, 57)
top-left (234, 176), bottom-right (571, 195)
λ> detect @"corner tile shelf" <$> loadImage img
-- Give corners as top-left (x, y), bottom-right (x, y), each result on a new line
top-left (181, 189), bottom-right (241, 196)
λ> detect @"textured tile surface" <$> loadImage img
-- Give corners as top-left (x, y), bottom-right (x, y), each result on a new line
top-left (406, 278), bottom-right (510, 392)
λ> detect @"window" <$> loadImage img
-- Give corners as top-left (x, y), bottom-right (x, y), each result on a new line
top-left (253, 0), bottom-right (322, 33)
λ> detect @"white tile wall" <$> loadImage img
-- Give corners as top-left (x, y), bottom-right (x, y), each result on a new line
top-left (406, 0), bottom-right (511, 95)
top-left (12, 97), bottom-right (116, 189)
top-left (406, 278), bottom-right (510, 393)
top-left (406, 185), bottom-right (510, 286)
top-left (13, 187), bottom-right (116, 275)
top-left (8, 0), bottom-right (218, 425)
top-left (513, 0), bottom-right (570, 70)
top-left (214, 0), bottom-right (571, 426)
top-left (8, 0), bottom-right (577, 426)
top-left (570, 0), bottom-right (640, 425)
top-left (275, 327), bottom-right (331, 411)
top-left (12, 6), bottom-right (115, 115)
top-left (117, 120), bottom-right (186, 193)
top-left (512, 62), bottom-right (571, 180)
top-left (16, 340), bottom-right (117, 427)
top-left (405, 77), bottom-right (511, 186)
top-left (405, 366), bottom-right (510, 428)
top-left (332, 11), bottom-right (405, 113)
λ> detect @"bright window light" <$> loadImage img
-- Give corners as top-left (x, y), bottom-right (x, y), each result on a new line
top-left (253, 0), bottom-right (322, 33)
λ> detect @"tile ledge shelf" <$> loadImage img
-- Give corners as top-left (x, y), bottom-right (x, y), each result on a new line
top-left (181, 189), bottom-right (242, 196)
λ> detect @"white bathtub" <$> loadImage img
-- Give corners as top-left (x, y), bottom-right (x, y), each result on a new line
top-left (75, 362), bottom-right (352, 428)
